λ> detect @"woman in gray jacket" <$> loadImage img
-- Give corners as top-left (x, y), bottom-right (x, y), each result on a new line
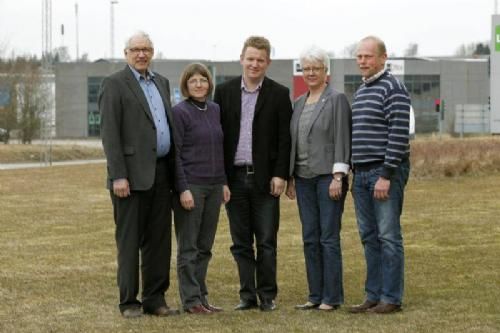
top-left (286, 46), bottom-right (352, 311)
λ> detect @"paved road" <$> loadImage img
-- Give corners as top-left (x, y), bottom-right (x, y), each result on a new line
top-left (3, 139), bottom-right (103, 148)
top-left (0, 159), bottom-right (106, 170)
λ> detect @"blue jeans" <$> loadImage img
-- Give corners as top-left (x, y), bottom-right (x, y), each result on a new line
top-left (352, 160), bottom-right (410, 305)
top-left (295, 175), bottom-right (346, 305)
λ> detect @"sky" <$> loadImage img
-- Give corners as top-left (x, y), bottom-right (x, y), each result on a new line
top-left (0, 0), bottom-right (497, 61)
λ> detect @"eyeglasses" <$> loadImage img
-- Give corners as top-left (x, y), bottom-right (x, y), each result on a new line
top-left (128, 47), bottom-right (153, 55)
top-left (302, 66), bottom-right (325, 74)
top-left (187, 78), bottom-right (209, 86)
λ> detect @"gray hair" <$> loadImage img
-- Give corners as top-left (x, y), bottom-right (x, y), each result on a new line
top-left (124, 31), bottom-right (154, 50)
top-left (299, 45), bottom-right (329, 69)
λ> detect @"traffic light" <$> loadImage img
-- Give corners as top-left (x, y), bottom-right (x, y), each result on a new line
top-left (435, 99), bottom-right (440, 113)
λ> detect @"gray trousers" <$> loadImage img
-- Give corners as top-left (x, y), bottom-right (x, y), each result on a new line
top-left (173, 183), bottom-right (223, 309)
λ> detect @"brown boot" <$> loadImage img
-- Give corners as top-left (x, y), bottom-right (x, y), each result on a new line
top-left (366, 302), bottom-right (401, 314)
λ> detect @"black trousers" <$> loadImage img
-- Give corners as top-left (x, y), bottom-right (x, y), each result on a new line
top-left (110, 159), bottom-right (173, 313)
top-left (226, 168), bottom-right (279, 303)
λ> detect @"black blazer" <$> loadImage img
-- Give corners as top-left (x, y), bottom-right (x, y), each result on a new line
top-left (214, 76), bottom-right (292, 192)
top-left (99, 66), bottom-right (175, 190)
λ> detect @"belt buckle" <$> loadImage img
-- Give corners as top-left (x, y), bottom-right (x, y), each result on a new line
top-left (246, 165), bottom-right (254, 175)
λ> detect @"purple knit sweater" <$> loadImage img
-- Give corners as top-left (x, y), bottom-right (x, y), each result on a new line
top-left (172, 99), bottom-right (226, 193)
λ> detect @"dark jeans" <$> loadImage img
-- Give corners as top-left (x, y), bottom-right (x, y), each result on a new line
top-left (110, 159), bottom-right (173, 314)
top-left (173, 183), bottom-right (223, 309)
top-left (295, 175), bottom-right (346, 305)
top-left (226, 168), bottom-right (279, 303)
top-left (352, 159), bottom-right (410, 305)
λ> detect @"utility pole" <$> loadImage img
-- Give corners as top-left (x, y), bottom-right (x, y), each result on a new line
top-left (75, 3), bottom-right (80, 60)
top-left (110, 0), bottom-right (118, 59)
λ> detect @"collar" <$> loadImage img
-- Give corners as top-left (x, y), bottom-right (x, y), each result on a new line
top-left (241, 77), bottom-right (263, 93)
top-left (128, 65), bottom-right (155, 81)
top-left (362, 69), bottom-right (386, 84)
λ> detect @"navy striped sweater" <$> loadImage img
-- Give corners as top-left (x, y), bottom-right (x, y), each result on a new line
top-left (351, 70), bottom-right (410, 178)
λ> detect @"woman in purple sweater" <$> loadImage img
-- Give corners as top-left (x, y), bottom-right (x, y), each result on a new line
top-left (172, 63), bottom-right (230, 314)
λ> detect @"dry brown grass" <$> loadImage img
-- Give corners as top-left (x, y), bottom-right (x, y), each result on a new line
top-left (2, 136), bottom-right (500, 179)
top-left (410, 136), bottom-right (500, 178)
top-left (0, 144), bottom-right (104, 163)
top-left (0, 164), bottom-right (499, 332)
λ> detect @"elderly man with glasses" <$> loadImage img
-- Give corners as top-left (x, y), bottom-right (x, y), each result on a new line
top-left (99, 31), bottom-right (179, 318)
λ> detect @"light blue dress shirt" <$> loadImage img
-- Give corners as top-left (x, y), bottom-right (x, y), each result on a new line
top-left (129, 65), bottom-right (171, 157)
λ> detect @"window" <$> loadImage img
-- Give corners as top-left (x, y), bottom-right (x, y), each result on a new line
top-left (87, 77), bottom-right (104, 137)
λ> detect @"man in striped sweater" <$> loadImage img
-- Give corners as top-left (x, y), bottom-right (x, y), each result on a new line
top-left (349, 36), bottom-right (411, 314)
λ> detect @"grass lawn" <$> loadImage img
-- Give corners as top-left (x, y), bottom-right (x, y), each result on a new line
top-left (0, 164), bottom-right (499, 332)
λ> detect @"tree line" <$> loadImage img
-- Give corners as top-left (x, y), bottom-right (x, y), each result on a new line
top-left (0, 55), bottom-right (54, 144)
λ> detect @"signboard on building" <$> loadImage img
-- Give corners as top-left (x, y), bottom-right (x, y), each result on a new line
top-left (385, 60), bottom-right (405, 75)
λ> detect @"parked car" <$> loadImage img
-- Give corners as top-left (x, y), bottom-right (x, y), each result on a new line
top-left (0, 128), bottom-right (8, 143)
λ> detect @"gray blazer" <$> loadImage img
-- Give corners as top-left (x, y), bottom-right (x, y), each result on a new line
top-left (289, 85), bottom-right (352, 177)
top-left (99, 66), bottom-right (175, 190)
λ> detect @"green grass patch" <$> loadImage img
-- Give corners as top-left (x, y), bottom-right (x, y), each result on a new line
top-left (0, 164), bottom-right (499, 332)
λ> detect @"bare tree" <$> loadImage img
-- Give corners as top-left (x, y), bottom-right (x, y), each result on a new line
top-left (404, 43), bottom-right (419, 57)
top-left (0, 56), bottom-right (51, 144)
top-left (342, 42), bottom-right (358, 58)
top-left (53, 46), bottom-right (71, 62)
top-left (454, 41), bottom-right (489, 57)
top-left (455, 43), bottom-right (476, 57)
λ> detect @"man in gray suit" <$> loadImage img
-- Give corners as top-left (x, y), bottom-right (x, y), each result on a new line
top-left (99, 31), bottom-right (178, 318)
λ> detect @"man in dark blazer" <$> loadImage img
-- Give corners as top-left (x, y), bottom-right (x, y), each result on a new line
top-left (99, 31), bottom-right (178, 318)
top-left (214, 36), bottom-right (292, 312)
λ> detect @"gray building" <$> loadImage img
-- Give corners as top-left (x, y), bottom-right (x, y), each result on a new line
top-left (55, 57), bottom-right (490, 138)
top-left (491, 14), bottom-right (500, 133)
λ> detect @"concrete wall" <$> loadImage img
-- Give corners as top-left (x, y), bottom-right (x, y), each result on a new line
top-left (55, 62), bottom-right (124, 137)
top-left (440, 60), bottom-right (489, 132)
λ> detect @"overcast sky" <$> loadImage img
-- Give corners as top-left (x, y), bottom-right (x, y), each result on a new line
top-left (0, 0), bottom-right (497, 61)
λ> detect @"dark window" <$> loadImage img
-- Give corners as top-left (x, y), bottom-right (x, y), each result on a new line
top-left (404, 75), bottom-right (440, 133)
top-left (87, 77), bottom-right (104, 137)
top-left (344, 74), bottom-right (441, 133)
top-left (343, 75), bottom-right (363, 104)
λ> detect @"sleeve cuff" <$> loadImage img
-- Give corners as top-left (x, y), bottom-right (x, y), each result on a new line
top-left (332, 162), bottom-right (350, 175)
top-left (380, 166), bottom-right (395, 179)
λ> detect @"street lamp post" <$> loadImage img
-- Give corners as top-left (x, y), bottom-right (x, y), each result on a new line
top-left (110, 0), bottom-right (118, 58)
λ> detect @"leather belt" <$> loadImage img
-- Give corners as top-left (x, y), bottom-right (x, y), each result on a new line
top-left (234, 165), bottom-right (254, 175)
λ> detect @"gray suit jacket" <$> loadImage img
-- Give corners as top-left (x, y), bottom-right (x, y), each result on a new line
top-left (99, 66), bottom-right (175, 190)
top-left (289, 85), bottom-right (352, 177)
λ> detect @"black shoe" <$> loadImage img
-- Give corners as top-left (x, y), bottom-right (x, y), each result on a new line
top-left (234, 300), bottom-right (258, 311)
top-left (295, 302), bottom-right (319, 310)
top-left (146, 305), bottom-right (180, 317)
top-left (259, 299), bottom-right (276, 312)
